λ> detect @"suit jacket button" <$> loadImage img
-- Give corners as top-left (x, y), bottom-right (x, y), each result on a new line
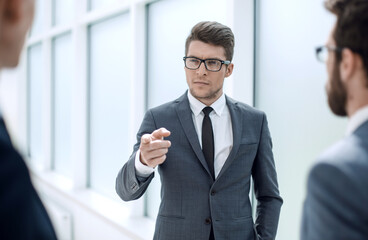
top-left (205, 218), bottom-right (212, 225)
top-left (131, 182), bottom-right (138, 191)
top-left (211, 191), bottom-right (216, 196)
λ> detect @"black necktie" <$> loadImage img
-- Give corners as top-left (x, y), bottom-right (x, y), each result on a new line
top-left (202, 107), bottom-right (215, 180)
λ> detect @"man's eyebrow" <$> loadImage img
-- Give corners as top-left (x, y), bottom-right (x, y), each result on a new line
top-left (186, 55), bottom-right (223, 60)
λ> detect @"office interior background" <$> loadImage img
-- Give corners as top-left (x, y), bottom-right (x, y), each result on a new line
top-left (0, 0), bottom-right (347, 239)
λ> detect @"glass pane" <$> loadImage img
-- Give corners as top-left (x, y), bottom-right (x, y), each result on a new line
top-left (53, 33), bottom-right (73, 177)
top-left (147, 0), bottom-right (227, 108)
top-left (89, 13), bottom-right (131, 198)
top-left (28, 44), bottom-right (43, 164)
top-left (255, 1), bottom-right (347, 239)
top-left (30, 0), bottom-right (44, 37)
top-left (53, 0), bottom-right (74, 26)
top-left (146, 0), bottom-right (227, 219)
top-left (89, 0), bottom-right (119, 11)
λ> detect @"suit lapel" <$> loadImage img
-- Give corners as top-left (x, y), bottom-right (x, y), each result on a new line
top-left (216, 96), bottom-right (242, 181)
top-left (175, 92), bottom-right (213, 178)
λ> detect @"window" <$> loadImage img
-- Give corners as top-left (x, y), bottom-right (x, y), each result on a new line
top-left (52, 33), bottom-right (73, 177)
top-left (30, 0), bottom-right (44, 37)
top-left (89, 0), bottom-right (120, 11)
top-left (88, 13), bottom-right (132, 198)
top-left (28, 44), bottom-right (44, 164)
top-left (53, 0), bottom-right (74, 26)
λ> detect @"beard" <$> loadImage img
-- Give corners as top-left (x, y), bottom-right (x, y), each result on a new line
top-left (326, 62), bottom-right (348, 116)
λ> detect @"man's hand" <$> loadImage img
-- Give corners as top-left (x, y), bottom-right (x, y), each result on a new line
top-left (139, 128), bottom-right (171, 168)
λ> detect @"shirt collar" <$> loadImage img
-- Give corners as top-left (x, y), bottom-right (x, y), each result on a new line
top-left (187, 90), bottom-right (226, 117)
top-left (346, 105), bottom-right (368, 136)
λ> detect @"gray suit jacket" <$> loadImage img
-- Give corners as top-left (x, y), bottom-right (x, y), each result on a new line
top-left (301, 120), bottom-right (368, 240)
top-left (116, 92), bottom-right (283, 240)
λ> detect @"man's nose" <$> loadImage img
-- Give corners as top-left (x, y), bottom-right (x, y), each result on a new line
top-left (197, 61), bottom-right (207, 75)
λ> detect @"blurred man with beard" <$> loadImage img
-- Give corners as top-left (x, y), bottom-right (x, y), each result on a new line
top-left (0, 0), bottom-right (57, 239)
top-left (301, 0), bottom-right (368, 239)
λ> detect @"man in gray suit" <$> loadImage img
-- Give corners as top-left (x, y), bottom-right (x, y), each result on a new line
top-left (116, 21), bottom-right (283, 240)
top-left (301, 0), bottom-right (368, 239)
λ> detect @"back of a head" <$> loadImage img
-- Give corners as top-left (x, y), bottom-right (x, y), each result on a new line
top-left (0, 0), bottom-right (35, 68)
top-left (185, 21), bottom-right (235, 61)
top-left (325, 0), bottom-right (368, 81)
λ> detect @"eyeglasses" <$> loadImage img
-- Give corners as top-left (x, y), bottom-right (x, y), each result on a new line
top-left (315, 45), bottom-right (342, 62)
top-left (183, 56), bottom-right (230, 72)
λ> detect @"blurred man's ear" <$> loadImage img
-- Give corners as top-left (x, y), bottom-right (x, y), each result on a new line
top-left (340, 48), bottom-right (356, 82)
top-left (3, 0), bottom-right (22, 23)
top-left (340, 48), bottom-right (366, 84)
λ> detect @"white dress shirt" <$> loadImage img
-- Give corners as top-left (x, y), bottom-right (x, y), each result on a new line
top-left (345, 105), bottom-right (368, 136)
top-left (135, 91), bottom-right (233, 178)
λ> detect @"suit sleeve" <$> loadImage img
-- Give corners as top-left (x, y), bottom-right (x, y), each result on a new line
top-left (252, 113), bottom-right (283, 240)
top-left (301, 161), bottom-right (366, 240)
top-left (115, 110), bottom-right (157, 201)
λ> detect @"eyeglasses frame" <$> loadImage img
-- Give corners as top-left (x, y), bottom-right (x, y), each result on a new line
top-left (315, 45), bottom-right (343, 62)
top-left (183, 56), bottom-right (231, 72)
top-left (315, 45), bottom-right (365, 63)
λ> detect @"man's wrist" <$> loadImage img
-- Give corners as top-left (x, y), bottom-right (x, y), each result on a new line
top-left (139, 151), bottom-right (148, 166)
top-left (135, 149), bottom-right (155, 177)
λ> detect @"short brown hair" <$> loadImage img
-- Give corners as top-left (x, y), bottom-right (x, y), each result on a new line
top-left (185, 21), bottom-right (235, 61)
top-left (325, 0), bottom-right (368, 79)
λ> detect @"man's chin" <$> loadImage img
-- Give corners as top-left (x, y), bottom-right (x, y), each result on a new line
top-left (190, 89), bottom-right (210, 99)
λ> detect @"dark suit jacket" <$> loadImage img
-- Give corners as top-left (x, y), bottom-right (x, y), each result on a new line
top-left (301, 120), bottom-right (368, 240)
top-left (0, 118), bottom-right (57, 240)
top-left (116, 92), bottom-right (283, 240)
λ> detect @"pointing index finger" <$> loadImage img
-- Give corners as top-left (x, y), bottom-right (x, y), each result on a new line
top-left (151, 128), bottom-right (171, 140)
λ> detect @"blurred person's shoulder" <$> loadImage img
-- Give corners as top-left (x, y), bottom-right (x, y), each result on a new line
top-left (318, 122), bottom-right (368, 169)
top-left (0, 139), bottom-right (30, 186)
top-left (309, 132), bottom-right (368, 193)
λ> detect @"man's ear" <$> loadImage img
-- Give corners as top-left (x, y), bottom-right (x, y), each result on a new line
top-left (3, 0), bottom-right (21, 23)
top-left (340, 48), bottom-right (357, 82)
top-left (225, 63), bottom-right (234, 78)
